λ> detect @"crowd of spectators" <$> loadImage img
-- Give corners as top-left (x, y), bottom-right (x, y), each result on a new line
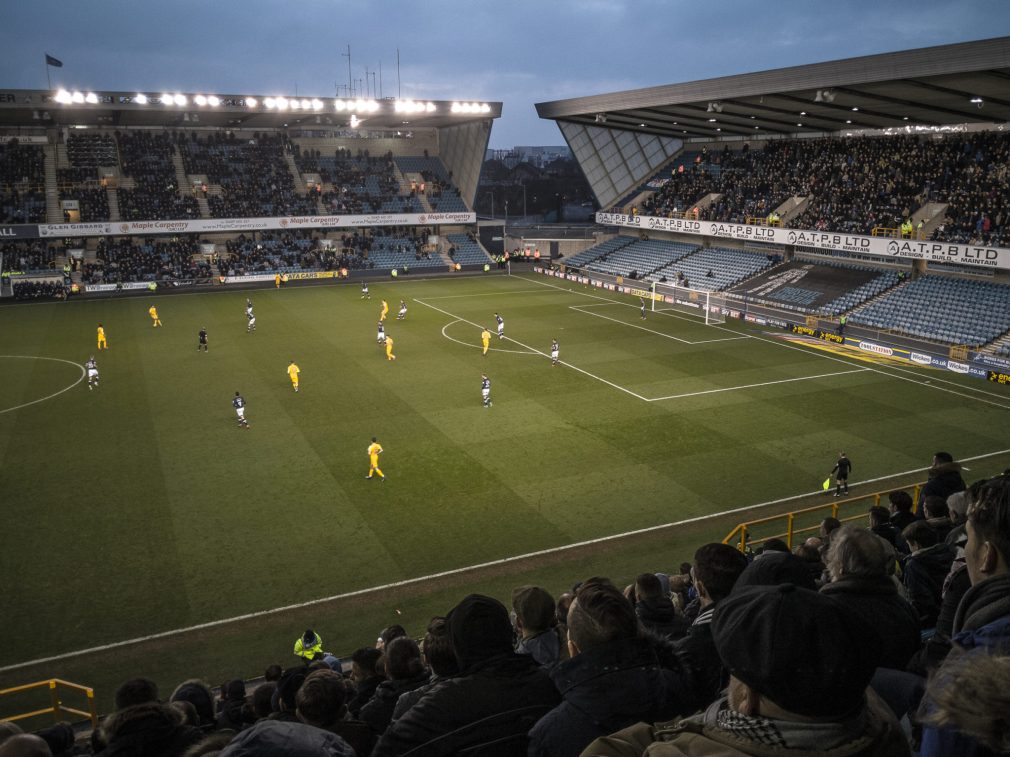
top-left (84, 236), bottom-right (208, 284)
top-left (61, 188), bottom-right (111, 223)
top-left (11, 278), bottom-right (66, 300)
top-left (1, 142), bottom-right (47, 224)
top-left (116, 131), bottom-right (199, 221)
top-left (2, 452), bottom-right (1007, 756)
top-left (640, 131), bottom-right (1010, 247)
top-left (177, 131), bottom-right (316, 218)
top-left (66, 133), bottom-right (117, 167)
top-left (0, 241), bottom-right (61, 272)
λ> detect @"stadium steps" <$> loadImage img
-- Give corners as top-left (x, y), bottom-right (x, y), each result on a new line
top-left (775, 195), bottom-right (810, 226)
top-left (982, 329), bottom-right (1010, 356)
top-left (106, 187), bottom-right (120, 222)
top-left (44, 144), bottom-right (62, 224)
top-left (170, 151), bottom-right (191, 199)
top-left (195, 197), bottom-right (210, 218)
top-left (913, 202), bottom-right (949, 238)
top-left (284, 153), bottom-right (308, 195)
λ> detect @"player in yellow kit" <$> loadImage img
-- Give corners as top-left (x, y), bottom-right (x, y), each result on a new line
top-left (481, 327), bottom-right (491, 356)
top-left (366, 437), bottom-right (385, 481)
top-left (287, 360), bottom-right (300, 392)
top-left (380, 299), bottom-right (389, 321)
top-left (385, 335), bottom-right (396, 361)
top-left (97, 323), bottom-right (108, 350)
top-left (148, 305), bottom-right (162, 327)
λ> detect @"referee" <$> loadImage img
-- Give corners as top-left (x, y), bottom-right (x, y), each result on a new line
top-left (830, 452), bottom-right (852, 497)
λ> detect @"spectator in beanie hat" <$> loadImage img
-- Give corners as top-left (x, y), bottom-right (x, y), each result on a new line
top-left (582, 584), bottom-right (909, 756)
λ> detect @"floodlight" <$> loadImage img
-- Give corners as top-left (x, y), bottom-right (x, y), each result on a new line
top-left (427, 102), bottom-right (437, 113)
top-left (264, 97), bottom-right (275, 108)
top-left (135, 93), bottom-right (148, 104)
top-left (350, 114), bottom-right (360, 128)
top-left (290, 99), bottom-right (301, 110)
top-left (195, 95), bottom-right (207, 106)
top-left (451, 103), bottom-right (460, 113)
top-left (334, 100), bottom-right (346, 111)
top-left (174, 94), bottom-right (187, 106)
top-left (54, 89), bottom-right (72, 104)
top-left (300, 99), bottom-right (311, 110)
top-left (85, 92), bottom-right (98, 104)
top-left (208, 95), bottom-right (220, 107)
top-left (368, 100), bottom-right (379, 112)
top-left (161, 94), bottom-right (173, 104)
top-left (246, 97), bottom-right (258, 108)
top-left (276, 97), bottom-right (288, 109)
top-left (311, 99), bottom-right (323, 110)
top-left (72, 91), bottom-right (85, 103)
top-left (480, 104), bottom-right (490, 113)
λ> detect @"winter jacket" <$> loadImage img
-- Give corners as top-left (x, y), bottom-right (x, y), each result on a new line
top-left (902, 542), bottom-right (956, 628)
top-left (98, 703), bottom-right (204, 757)
top-left (528, 636), bottom-right (694, 757)
top-left (918, 462), bottom-right (966, 508)
top-left (671, 605), bottom-right (725, 711)
top-left (359, 668), bottom-right (432, 735)
top-left (919, 573), bottom-right (1010, 757)
top-left (516, 626), bottom-right (569, 667)
top-left (820, 576), bottom-right (920, 670)
top-left (372, 653), bottom-right (559, 756)
top-left (347, 675), bottom-right (383, 719)
top-left (635, 598), bottom-right (690, 640)
top-left (219, 719), bottom-right (354, 756)
top-left (580, 694), bottom-right (909, 757)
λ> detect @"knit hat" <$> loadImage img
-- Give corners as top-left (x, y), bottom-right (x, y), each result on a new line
top-left (734, 551), bottom-right (816, 590)
top-left (712, 584), bottom-right (879, 717)
top-left (169, 681), bottom-right (215, 727)
top-left (447, 594), bottom-right (515, 672)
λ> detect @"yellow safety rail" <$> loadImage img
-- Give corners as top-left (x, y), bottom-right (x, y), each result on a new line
top-left (723, 484), bottom-right (922, 552)
top-left (0, 679), bottom-right (98, 728)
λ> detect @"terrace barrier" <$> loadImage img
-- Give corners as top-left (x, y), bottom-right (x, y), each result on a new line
top-left (0, 679), bottom-right (98, 728)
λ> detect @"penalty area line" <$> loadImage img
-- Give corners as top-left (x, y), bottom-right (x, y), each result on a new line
top-left (5, 446), bottom-right (1009, 673)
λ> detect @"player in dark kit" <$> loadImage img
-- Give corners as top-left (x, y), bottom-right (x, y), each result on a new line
top-left (481, 374), bottom-right (492, 408)
top-left (640, 298), bottom-right (647, 319)
top-left (198, 327), bottom-right (208, 352)
top-left (830, 452), bottom-right (852, 497)
top-left (233, 392), bottom-right (250, 429)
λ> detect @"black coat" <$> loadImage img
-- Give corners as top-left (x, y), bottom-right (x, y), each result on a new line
top-left (371, 654), bottom-right (559, 757)
top-left (528, 636), bottom-right (694, 757)
top-left (903, 543), bottom-right (956, 629)
top-left (671, 605), bottom-right (725, 710)
top-left (919, 462), bottom-right (966, 507)
top-left (820, 576), bottom-right (921, 669)
top-left (359, 669), bottom-right (431, 735)
top-left (347, 675), bottom-right (383, 719)
top-left (635, 597), bottom-right (689, 640)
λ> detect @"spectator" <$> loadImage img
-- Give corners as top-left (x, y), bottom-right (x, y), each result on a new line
top-left (735, 550), bottom-right (817, 590)
top-left (633, 573), bottom-right (689, 640)
top-left (218, 719), bottom-right (353, 756)
top-left (556, 591), bottom-right (574, 627)
top-left (114, 678), bottom-right (159, 710)
top-left (0, 734), bottom-right (52, 757)
top-left (372, 594), bottom-right (560, 756)
top-left (889, 490), bottom-right (917, 531)
top-left (512, 585), bottom-right (568, 666)
top-left (169, 680), bottom-right (215, 730)
top-left (920, 474), bottom-right (1010, 755)
top-left (359, 637), bottom-right (430, 735)
top-left (392, 616), bottom-right (459, 721)
top-left (920, 452), bottom-right (967, 509)
top-left (528, 579), bottom-right (693, 757)
top-left (820, 525), bottom-right (920, 669)
top-left (902, 520), bottom-right (956, 630)
top-left (295, 669), bottom-right (374, 757)
top-left (346, 648), bottom-right (384, 719)
top-left (582, 584), bottom-right (908, 756)
top-left (251, 682), bottom-right (275, 721)
top-left (216, 679), bottom-right (253, 732)
top-left (923, 496), bottom-right (954, 542)
top-left (98, 702), bottom-right (203, 757)
top-left (672, 543), bottom-right (749, 709)
top-left (377, 624), bottom-right (407, 651)
top-left (264, 665), bottom-right (282, 682)
top-left (869, 505), bottom-right (907, 553)
top-left (269, 667), bottom-right (307, 724)
top-left (294, 629), bottom-right (323, 661)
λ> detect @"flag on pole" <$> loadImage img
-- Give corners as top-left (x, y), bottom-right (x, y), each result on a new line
top-left (45, 54), bottom-right (63, 68)
top-left (822, 477), bottom-right (831, 491)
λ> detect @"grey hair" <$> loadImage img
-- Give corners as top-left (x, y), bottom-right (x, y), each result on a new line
top-left (825, 524), bottom-right (891, 582)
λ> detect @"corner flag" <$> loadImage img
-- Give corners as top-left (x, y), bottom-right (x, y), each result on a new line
top-left (822, 477), bottom-right (831, 491)
top-left (45, 54), bottom-right (63, 68)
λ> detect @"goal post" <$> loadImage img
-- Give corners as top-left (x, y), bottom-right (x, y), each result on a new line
top-left (650, 281), bottom-right (725, 325)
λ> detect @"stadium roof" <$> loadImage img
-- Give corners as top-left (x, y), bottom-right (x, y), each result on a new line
top-left (535, 36), bottom-right (1010, 138)
top-left (0, 89), bottom-right (501, 130)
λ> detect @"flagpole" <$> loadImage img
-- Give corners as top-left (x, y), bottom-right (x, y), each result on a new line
top-left (45, 54), bottom-right (51, 91)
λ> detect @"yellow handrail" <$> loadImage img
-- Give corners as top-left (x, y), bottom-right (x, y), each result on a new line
top-left (0, 679), bottom-right (98, 728)
top-left (723, 484), bottom-right (922, 551)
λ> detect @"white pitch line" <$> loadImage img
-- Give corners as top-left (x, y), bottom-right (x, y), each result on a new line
top-left (414, 298), bottom-right (650, 401)
top-left (518, 273), bottom-right (1010, 412)
top-left (424, 288), bottom-right (549, 300)
top-left (647, 368), bottom-right (870, 402)
top-left (0, 356), bottom-right (86, 415)
top-left (440, 319), bottom-right (538, 355)
top-left (569, 305), bottom-right (694, 343)
top-left (5, 445), bottom-right (1010, 673)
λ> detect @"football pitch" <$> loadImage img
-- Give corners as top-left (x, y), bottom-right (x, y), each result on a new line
top-left (3, 270), bottom-right (1010, 695)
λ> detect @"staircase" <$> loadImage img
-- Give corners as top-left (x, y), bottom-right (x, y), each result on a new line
top-left (912, 202), bottom-right (949, 239)
top-left (43, 145), bottom-right (62, 224)
top-left (843, 277), bottom-right (911, 316)
top-left (171, 151), bottom-right (191, 196)
top-left (983, 330), bottom-right (1010, 357)
top-left (196, 197), bottom-right (210, 218)
top-left (284, 153), bottom-right (308, 195)
top-left (774, 195), bottom-right (810, 226)
top-left (107, 188), bottom-right (121, 222)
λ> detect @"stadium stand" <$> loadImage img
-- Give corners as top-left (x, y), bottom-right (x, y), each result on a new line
top-left (394, 155), bottom-right (469, 212)
top-left (84, 236), bottom-right (208, 283)
top-left (0, 142), bottom-right (46, 223)
top-left (849, 274), bottom-right (1010, 346)
top-left (650, 246), bottom-right (775, 291)
top-left (560, 236), bottom-right (634, 268)
top-left (584, 238), bottom-right (698, 278)
top-left (116, 131), bottom-right (200, 221)
top-left (446, 233), bottom-right (492, 266)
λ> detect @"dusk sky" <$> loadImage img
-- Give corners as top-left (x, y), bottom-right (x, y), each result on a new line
top-left (3, 1), bottom-right (1009, 148)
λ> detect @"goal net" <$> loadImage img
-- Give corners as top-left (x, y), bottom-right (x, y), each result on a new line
top-left (650, 281), bottom-right (726, 325)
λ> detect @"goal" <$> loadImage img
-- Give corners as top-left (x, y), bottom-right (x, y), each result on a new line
top-left (650, 281), bottom-right (726, 325)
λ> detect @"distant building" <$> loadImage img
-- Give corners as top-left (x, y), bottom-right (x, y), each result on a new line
top-left (485, 145), bottom-right (571, 169)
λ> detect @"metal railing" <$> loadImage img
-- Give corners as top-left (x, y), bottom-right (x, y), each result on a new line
top-left (723, 484), bottom-right (922, 552)
top-left (0, 679), bottom-right (98, 728)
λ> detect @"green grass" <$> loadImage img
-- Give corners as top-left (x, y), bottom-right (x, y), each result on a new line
top-left (2, 270), bottom-right (1010, 708)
